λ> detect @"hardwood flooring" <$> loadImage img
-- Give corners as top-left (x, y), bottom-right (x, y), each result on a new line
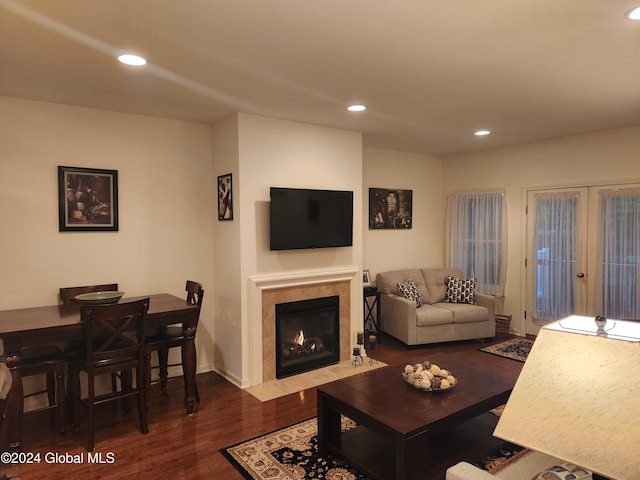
top-left (1, 334), bottom-right (524, 480)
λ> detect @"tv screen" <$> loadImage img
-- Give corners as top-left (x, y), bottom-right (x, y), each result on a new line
top-left (270, 187), bottom-right (353, 250)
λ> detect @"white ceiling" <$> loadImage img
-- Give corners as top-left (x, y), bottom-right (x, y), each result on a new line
top-left (2, 0), bottom-right (639, 155)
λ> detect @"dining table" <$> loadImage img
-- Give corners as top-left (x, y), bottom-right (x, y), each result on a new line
top-left (0, 293), bottom-right (200, 452)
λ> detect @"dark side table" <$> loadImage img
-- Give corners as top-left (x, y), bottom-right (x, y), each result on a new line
top-left (363, 285), bottom-right (380, 340)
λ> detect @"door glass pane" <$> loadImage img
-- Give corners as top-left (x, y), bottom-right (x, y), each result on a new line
top-left (533, 192), bottom-right (578, 322)
top-left (596, 188), bottom-right (640, 319)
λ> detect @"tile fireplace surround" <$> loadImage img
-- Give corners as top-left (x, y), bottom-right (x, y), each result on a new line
top-left (248, 267), bottom-right (360, 387)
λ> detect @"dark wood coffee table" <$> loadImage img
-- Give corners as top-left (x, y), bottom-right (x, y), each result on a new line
top-left (317, 352), bottom-right (518, 480)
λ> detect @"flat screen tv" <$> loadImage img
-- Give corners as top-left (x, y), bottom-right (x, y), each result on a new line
top-left (270, 187), bottom-right (353, 250)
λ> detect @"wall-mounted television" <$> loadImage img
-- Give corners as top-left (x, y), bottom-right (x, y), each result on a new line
top-left (270, 187), bottom-right (353, 251)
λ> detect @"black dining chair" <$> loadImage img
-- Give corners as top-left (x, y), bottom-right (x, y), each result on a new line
top-left (67, 298), bottom-right (150, 451)
top-left (144, 281), bottom-right (203, 409)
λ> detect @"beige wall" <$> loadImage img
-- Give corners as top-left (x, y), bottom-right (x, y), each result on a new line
top-left (363, 146), bottom-right (445, 280)
top-left (212, 113), bottom-right (363, 386)
top-left (0, 96), bottom-right (216, 374)
top-left (443, 125), bottom-right (640, 334)
top-left (211, 114), bottom-right (242, 383)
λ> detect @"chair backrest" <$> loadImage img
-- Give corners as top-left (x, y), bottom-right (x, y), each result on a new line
top-left (80, 298), bottom-right (149, 367)
top-left (185, 280), bottom-right (204, 326)
top-left (60, 284), bottom-right (119, 306)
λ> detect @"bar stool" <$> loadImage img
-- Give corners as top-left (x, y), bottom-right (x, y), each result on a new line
top-left (1, 345), bottom-right (66, 438)
top-left (145, 280), bottom-right (203, 408)
top-left (60, 284), bottom-right (123, 393)
top-left (67, 298), bottom-right (149, 451)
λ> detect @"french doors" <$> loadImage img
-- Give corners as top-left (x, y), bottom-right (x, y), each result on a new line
top-left (526, 183), bottom-right (640, 334)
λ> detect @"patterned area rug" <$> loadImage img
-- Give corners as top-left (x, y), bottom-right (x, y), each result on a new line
top-left (480, 337), bottom-right (534, 362)
top-left (221, 417), bottom-right (368, 480)
top-left (474, 443), bottom-right (531, 473)
top-left (221, 416), bottom-right (529, 479)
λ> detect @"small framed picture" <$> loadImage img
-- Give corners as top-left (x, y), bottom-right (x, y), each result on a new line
top-left (363, 269), bottom-right (372, 286)
top-left (58, 166), bottom-right (118, 232)
top-left (217, 173), bottom-right (233, 220)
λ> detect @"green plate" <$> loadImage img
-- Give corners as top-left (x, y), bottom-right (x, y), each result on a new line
top-left (74, 291), bottom-right (125, 305)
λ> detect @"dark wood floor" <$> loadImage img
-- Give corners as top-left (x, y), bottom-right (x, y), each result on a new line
top-left (2, 334), bottom-right (525, 480)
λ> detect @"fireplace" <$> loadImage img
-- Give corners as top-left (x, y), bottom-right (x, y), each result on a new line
top-left (275, 295), bottom-right (340, 379)
top-left (250, 269), bottom-right (356, 386)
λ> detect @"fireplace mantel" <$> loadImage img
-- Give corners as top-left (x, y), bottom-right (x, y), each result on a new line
top-left (247, 267), bottom-right (360, 387)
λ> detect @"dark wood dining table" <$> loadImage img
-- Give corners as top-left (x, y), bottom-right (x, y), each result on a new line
top-left (0, 293), bottom-right (200, 452)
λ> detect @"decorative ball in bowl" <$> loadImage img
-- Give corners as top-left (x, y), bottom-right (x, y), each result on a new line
top-left (74, 291), bottom-right (125, 305)
top-left (402, 360), bottom-right (457, 392)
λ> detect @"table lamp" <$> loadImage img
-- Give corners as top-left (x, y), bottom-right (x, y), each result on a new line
top-left (494, 315), bottom-right (640, 479)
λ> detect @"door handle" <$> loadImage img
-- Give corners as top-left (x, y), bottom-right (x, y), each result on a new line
top-left (576, 272), bottom-right (585, 278)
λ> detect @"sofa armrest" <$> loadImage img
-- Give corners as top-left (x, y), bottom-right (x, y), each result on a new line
top-left (475, 292), bottom-right (496, 324)
top-left (446, 462), bottom-right (496, 480)
top-left (379, 293), bottom-right (417, 344)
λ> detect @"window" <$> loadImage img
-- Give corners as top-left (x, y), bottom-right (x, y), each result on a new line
top-left (446, 190), bottom-right (507, 296)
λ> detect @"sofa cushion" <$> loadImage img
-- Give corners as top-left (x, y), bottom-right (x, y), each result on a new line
top-left (434, 303), bottom-right (488, 324)
top-left (422, 268), bottom-right (463, 304)
top-left (397, 279), bottom-right (423, 307)
top-left (376, 269), bottom-right (430, 303)
top-left (445, 276), bottom-right (477, 304)
top-left (416, 304), bottom-right (454, 326)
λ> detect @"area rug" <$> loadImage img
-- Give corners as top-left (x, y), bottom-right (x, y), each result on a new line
top-left (222, 416), bottom-right (530, 479)
top-left (245, 359), bottom-right (387, 402)
top-left (474, 443), bottom-right (531, 473)
top-left (221, 416), bottom-right (369, 480)
top-left (480, 337), bottom-right (534, 362)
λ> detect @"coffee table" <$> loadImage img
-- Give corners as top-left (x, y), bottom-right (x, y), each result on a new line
top-left (317, 352), bottom-right (517, 480)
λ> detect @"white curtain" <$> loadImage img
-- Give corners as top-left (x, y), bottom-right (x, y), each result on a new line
top-left (446, 190), bottom-right (506, 296)
top-left (595, 188), bottom-right (640, 320)
top-left (531, 192), bottom-right (578, 323)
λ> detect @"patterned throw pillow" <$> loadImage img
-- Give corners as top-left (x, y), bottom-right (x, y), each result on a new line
top-left (397, 279), bottom-right (423, 307)
top-left (532, 462), bottom-right (592, 480)
top-left (445, 276), bottom-right (477, 304)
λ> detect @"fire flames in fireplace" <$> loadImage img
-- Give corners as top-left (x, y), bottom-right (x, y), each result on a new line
top-left (276, 295), bottom-right (340, 378)
top-left (283, 330), bottom-right (325, 360)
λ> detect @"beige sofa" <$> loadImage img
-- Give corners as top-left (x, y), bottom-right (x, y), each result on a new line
top-left (375, 268), bottom-right (495, 346)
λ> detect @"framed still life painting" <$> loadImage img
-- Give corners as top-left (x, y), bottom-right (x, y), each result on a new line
top-left (58, 165), bottom-right (119, 232)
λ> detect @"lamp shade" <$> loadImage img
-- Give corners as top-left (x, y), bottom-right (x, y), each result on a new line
top-left (494, 316), bottom-right (640, 479)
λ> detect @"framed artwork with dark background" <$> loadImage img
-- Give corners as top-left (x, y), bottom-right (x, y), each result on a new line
top-left (369, 187), bottom-right (412, 229)
top-left (58, 165), bottom-right (118, 232)
top-left (218, 173), bottom-right (233, 220)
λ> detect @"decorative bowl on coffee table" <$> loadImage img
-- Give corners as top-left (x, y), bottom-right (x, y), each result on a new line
top-left (402, 360), bottom-right (457, 392)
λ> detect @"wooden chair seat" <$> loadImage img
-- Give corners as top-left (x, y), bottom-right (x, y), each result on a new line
top-left (144, 326), bottom-right (184, 344)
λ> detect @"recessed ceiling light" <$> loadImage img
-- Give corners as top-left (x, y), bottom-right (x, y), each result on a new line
top-left (117, 54), bottom-right (147, 66)
top-left (475, 130), bottom-right (491, 136)
top-left (347, 104), bottom-right (367, 112)
top-left (626, 6), bottom-right (640, 20)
